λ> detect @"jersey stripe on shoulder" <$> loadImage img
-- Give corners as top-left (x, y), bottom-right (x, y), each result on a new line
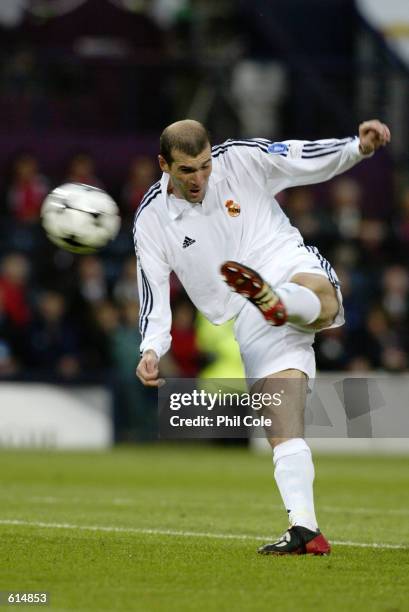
top-left (212, 138), bottom-right (270, 153)
top-left (212, 138), bottom-right (270, 159)
top-left (133, 181), bottom-right (161, 226)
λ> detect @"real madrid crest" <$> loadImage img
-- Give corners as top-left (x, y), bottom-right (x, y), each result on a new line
top-left (225, 199), bottom-right (241, 217)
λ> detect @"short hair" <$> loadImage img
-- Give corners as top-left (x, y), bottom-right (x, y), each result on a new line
top-left (160, 120), bottom-right (211, 165)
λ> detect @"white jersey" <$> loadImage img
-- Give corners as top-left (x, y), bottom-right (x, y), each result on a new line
top-left (133, 136), bottom-right (367, 358)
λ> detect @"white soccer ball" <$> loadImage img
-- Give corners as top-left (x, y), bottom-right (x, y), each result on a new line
top-left (41, 183), bottom-right (121, 254)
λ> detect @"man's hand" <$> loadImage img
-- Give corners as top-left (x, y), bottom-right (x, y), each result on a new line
top-left (359, 119), bottom-right (391, 155)
top-left (136, 349), bottom-right (165, 387)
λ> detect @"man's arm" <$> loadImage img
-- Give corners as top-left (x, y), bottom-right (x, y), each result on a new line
top-left (255, 119), bottom-right (390, 193)
top-left (134, 224), bottom-right (171, 387)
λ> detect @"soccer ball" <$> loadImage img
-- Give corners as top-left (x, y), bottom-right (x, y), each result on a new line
top-left (41, 183), bottom-right (121, 254)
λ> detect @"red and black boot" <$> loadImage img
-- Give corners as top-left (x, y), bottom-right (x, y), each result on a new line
top-left (257, 526), bottom-right (331, 556)
top-left (221, 261), bottom-right (287, 326)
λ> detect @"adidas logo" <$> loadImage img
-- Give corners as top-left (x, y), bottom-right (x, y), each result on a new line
top-left (182, 236), bottom-right (196, 248)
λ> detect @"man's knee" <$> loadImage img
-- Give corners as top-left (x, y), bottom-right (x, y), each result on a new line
top-left (290, 273), bottom-right (339, 329)
top-left (312, 287), bottom-right (338, 329)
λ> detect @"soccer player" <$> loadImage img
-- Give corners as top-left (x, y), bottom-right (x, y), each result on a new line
top-left (134, 119), bottom-right (390, 555)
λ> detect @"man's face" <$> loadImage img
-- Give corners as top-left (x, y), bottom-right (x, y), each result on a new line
top-left (159, 145), bottom-right (212, 203)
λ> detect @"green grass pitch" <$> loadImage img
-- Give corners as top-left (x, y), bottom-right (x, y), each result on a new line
top-left (0, 445), bottom-right (408, 611)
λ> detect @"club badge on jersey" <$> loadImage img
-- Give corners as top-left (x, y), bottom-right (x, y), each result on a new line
top-left (225, 199), bottom-right (241, 217)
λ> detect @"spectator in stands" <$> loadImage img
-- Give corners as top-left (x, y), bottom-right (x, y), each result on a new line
top-left (65, 152), bottom-right (103, 188)
top-left (0, 339), bottom-right (19, 376)
top-left (315, 327), bottom-right (349, 371)
top-left (330, 177), bottom-right (362, 240)
top-left (108, 300), bottom-right (179, 378)
top-left (69, 257), bottom-right (115, 372)
top-left (27, 290), bottom-right (80, 378)
top-left (332, 242), bottom-right (360, 271)
top-left (0, 253), bottom-right (31, 327)
top-left (362, 306), bottom-right (391, 368)
top-left (285, 187), bottom-right (332, 245)
top-left (76, 255), bottom-right (108, 304)
top-left (111, 301), bottom-right (141, 365)
top-left (113, 256), bottom-right (139, 305)
top-left (380, 346), bottom-right (408, 372)
top-left (0, 287), bottom-right (21, 376)
top-left (6, 152), bottom-right (48, 223)
top-left (358, 218), bottom-right (389, 269)
top-left (170, 296), bottom-right (203, 377)
top-left (83, 300), bottom-right (119, 370)
top-left (110, 299), bottom-right (157, 441)
top-left (122, 156), bottom-right (157, 220)
top-left (381, 265), bottom-right (409, 324)
top-left (346, 356), bottom-right (372, 372)
top-left (335, 266), bottom-right (369, 333)
top-left (352, 305), bottom-right (407, 370)
top-left (196, 313), bottom-right (244, 380)
top-left (169, 271), bottom-right (184, 300)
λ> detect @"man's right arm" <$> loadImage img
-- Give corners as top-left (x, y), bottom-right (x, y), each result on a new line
top-left (134, 224), bottom-right (172, 387)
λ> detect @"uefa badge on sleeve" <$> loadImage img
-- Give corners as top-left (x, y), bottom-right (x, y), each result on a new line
top-left (225, 199), bottom-right (241, 217)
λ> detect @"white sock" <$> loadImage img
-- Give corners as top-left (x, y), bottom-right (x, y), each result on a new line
top-left (275, 282), bottom-right (321, 325)
top-left (273, 438), bottom-right (318, 531)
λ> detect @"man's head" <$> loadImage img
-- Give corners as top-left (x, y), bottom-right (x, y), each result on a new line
top-left (158, 119), bottom-right (212, 203)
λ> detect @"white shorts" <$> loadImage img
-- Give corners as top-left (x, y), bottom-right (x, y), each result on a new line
top-left (233, 243), bottom-right (344, 382)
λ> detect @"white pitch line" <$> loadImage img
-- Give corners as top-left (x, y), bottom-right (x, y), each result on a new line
top-left (320, 505), bottom-right (409, 517)
top-left (0, 519), bottom-right (407, 551)
top-left (23, 497), bottom-right (409, 517)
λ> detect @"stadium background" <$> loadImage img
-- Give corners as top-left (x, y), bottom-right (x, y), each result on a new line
top-left (0, 0), bottom-right (408, 443)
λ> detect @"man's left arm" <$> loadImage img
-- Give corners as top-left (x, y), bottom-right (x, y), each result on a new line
top-left (259, 119), bottom-right (390, 192)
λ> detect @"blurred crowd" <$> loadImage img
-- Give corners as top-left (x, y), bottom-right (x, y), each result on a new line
top-left (283, 180), bottom-right (409, 373)
top-left (1, 150), bottom-right (408, 435)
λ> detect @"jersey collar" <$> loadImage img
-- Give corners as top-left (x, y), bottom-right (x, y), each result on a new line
top-left (162, 164), bottom-right (229, 221)
top-left (161, 173), bottom-right (192, 220)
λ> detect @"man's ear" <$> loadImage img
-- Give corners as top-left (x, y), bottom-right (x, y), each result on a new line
top-left (158, 154), bottom-right (169, 173)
